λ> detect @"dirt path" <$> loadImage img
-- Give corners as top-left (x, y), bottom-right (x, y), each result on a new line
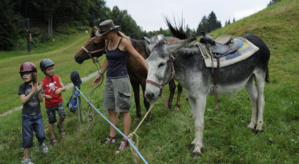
top-left (0, 71), bottom-right (98, 118)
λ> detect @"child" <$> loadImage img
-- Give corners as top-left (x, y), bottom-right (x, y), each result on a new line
top-left (18, 62), bottom-right (48, 164)
top-left (40, 59), bottom-right (66, 145)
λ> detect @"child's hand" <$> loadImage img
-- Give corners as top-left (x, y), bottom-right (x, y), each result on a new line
top-left (55, 88), bottom-right (62, 95)
top-left (37, 82), bottom-right (43, 92)
top-left (31, 83), bottom-right (37, 93)
top-left (44, 94), bottom-right (52, 100)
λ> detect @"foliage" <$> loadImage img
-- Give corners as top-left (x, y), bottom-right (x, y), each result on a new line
top-left (268, 0), bottom-right (281, 6)
top-left (196, 11), bottom-right (222, 35)
top-left (0, 0), bottom-right (146, 50)
top-left (110, 6), bottom-right (144, 39)
top-left (0, 0), bottom-right (20, 50)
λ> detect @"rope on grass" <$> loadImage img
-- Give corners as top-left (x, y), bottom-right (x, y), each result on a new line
top-left (128, 101), bottom-right (157, 163)
top-left (75, 86), bottom-right (148, 164)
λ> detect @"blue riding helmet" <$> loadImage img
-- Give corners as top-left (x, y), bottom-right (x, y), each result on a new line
top-left (40, 59), bottom-right (54, 72)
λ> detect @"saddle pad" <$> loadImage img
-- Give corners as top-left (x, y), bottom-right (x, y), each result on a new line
top-left (201, 38), bottom-right (259, 68)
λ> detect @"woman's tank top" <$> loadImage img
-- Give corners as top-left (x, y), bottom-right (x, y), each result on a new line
top-left (105, 38), bottom-right (129, 79)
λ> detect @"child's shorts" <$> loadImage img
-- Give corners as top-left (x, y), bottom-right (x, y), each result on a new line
top-left (103, 77), bottom-right (131, 113)
top-left (46, 103), bottom-right (66, 124)
top-left (22, 113), bottom-right (46, 148)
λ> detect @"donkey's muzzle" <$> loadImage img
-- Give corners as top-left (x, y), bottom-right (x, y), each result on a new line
top-left (145, 91), bottom-right (155, 102)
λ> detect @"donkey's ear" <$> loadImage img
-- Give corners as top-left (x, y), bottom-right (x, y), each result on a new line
top-left (167, 37), bottom-right (196, 52)
top-left (91, 26), bottom-right (98, 38)
top-left (150, 34), bottom-right (166, 51)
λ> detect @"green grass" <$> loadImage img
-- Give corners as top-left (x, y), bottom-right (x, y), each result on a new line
top-left (1, 0), bottom-right (299, 163)
top-left (0, 32), bottom-right (98, 114)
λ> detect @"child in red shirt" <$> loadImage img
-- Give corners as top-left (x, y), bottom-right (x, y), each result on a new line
top-left (40, 59), bottom-right (66, 145)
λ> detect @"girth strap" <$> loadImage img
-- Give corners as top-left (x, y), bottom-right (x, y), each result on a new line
top-left (213, 56), bottom-right (220, 110)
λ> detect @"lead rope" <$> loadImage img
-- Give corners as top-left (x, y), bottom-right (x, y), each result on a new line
top-left (128, 101), bottom-right (158, 164)
top-left (75, 86), bottom-right (148, 164)
top-left (85, 58), bottom-right (105, 130)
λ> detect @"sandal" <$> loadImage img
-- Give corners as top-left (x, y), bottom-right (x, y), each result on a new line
top-left (50, 138), bottom-right (58, 145)
top-left (57, 124), bottom-right (66, 135)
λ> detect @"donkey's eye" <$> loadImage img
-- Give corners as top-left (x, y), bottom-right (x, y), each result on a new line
top-left (158, 63), bottom-right (165, 68)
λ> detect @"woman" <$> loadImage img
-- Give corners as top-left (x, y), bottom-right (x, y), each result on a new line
top-left (93, 20), bottom-right (148, 152)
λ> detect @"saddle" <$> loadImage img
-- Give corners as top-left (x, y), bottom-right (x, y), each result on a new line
top-left (141, 36), bottom-right (150, 44)
top-left (199, 32), bottom-right (241, 111)
top-left (200, 33), bottom-right (242, 56)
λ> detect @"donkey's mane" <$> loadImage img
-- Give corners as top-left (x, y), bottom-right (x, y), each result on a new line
top-left (174, 44), bottom-right (199, 57)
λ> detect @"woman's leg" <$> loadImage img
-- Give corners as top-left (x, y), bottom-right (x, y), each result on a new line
top-left (121, 112), bottom-right (131, 139)
top-left (108, 109), bottom-right (118, 137)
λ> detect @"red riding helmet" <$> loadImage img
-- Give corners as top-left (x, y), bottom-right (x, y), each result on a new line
top-left (20, 62), bottom-right (37, 73)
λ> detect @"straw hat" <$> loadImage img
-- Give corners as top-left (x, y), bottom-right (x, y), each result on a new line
top-left (95, 20), bottom-right (120, 37)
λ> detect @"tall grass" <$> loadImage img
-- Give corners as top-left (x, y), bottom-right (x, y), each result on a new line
top-left (1, 0), bottom-right (299, 163)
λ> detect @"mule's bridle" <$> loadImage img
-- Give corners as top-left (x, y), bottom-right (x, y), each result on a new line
top-left (146, 54), bottom-right (176, 96)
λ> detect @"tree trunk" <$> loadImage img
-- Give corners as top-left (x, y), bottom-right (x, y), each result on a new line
top-left (48, 15), bottom-right (53, 36)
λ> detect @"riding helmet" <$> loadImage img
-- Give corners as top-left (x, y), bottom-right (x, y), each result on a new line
top-left (40, 59), bottom-right (54, 71)
top-left (20, 62), bottom-right (37, 73)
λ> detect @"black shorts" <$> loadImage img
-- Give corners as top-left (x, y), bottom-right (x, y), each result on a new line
top-left (46, 103), bottom-right (66, 124)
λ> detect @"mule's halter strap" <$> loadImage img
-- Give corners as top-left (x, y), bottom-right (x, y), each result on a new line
top-left (146, 55), bottom-right (176, 96)
top-left (81, 46), bottom-right (105, 63)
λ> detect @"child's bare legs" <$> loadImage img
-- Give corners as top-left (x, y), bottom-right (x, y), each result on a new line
top-left (58, 117), bottom-right (65, 129)
top-left (49, 124), bottom-right (55, 140)
top-left (23, 148), bottom-right (29, 160)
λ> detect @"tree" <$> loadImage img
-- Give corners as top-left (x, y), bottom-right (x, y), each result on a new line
top-left (196, 15), bottom-right (209, 34)
top-left (196, 11), bottom-right (222, 35)
top-left (207, 11), bottom-right (221, 32)
top-left (0, 0), bottom-right (19, 50)
top-left (31, 0), bottom-right (61, 36)
top-left (268, 0), bottom-right (281, 6)
top-left (111, 6), bottom-right (143, 38)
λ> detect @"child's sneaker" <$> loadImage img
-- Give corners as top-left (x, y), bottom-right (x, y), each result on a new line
top-left (40, 143), bottom-right (48, 154)
top-left (104, 136), bottom-right (117, 144)
top-left (21, 158), bottom-right (34, 164)
top-left (116, 140), bottom-right (129, 154)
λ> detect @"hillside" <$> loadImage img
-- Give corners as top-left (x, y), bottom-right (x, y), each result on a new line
top-left (211, 0), bottom-right (299, 89)
top-left (1, 0), bottom-right (298, 163)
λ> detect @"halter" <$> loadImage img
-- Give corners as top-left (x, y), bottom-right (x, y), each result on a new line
top-left (81, 46), bottom-right (105, 64)
top-left (146, 54), bottom-right (176, 96)
top-left (80, 39), bottom-right (106, 90)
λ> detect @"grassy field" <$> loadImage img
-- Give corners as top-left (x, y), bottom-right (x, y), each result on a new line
top-left (1, 0), bottom-right (298, 163)
top-left (0, 32), bottom-right (99, 114)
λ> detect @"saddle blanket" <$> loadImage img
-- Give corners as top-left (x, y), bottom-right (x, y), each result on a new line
top-left (201, 38), bottom-right (259, 68)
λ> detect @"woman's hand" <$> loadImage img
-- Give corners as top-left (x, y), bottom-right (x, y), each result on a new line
top-left (93, 75), bottom-right (102, 85)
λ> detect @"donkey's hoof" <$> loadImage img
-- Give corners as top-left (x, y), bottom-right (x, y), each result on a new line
top-left (248, 123), bottom-right (256, 130)
top-left (189, 143), bottom-right (195, 150)
top-left (134, 117), bottom-right (140, 123)
top-left (174, 106), bottom-right (180, 111)
top-left (256, 125), bottom-right (263, 131)
top-left (192, 152), bottom-right (201, 158)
